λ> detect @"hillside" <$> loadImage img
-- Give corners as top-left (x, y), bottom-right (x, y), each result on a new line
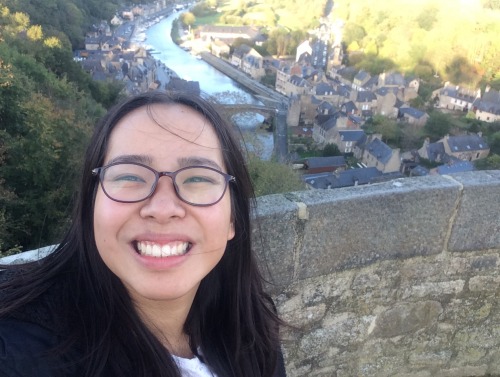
top-left (0, 3), bottom-right (127, 253)
top-left (209, 0), bottom-right (499, 87)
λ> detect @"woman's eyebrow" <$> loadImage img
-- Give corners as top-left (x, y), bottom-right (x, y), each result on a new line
top-left (177, 156), bottom-right (223, 170)
top-left (107, 154), bottom-right (153, 165)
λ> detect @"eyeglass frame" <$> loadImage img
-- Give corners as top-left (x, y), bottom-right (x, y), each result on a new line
top-left (92, 162), bottom-right (236, 207)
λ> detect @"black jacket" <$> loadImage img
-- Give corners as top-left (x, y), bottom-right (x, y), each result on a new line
top-left (0, 273), bottom-right (287, 377)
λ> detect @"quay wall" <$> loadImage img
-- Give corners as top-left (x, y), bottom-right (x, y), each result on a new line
top-left (3, 171), bottom-right (500, 376)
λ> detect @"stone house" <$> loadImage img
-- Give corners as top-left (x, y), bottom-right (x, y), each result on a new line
top-left (340, 101), bottom-right (358, 116)
top-left (284, 75), bottom-right (310, 97)
top-left (312, 82), bottom-right (338, 102)
top-left (352, 70), bottom-right (371, 91)
top-left (378, 72), bottom-right (419, 102)
top-left (231, 44), bottom-right (252, 69)
top-left (362, 137), bottom-right (401, 173)
top-left (242, 50), bottom-right (265, 80)
top-left (473, 86), bottom-right (500, 123)
top-left (85, 36), bottom-right (101, 51)
top-left (354, 91), bottom-right (377, 118)
top-left (398, 106), bottom-right (429, 127)
top-left (439, 134), bottom-right (490, 161)
top-left (210, 40), bottom-right (230, 58)
top-left (375, 87), bottom-right (401, 118)
top-left (332, 130), bottom-right (366, 154)
top-left (434, 82), bottom-right (480, 111)
top-left (299, 95), bottom-right (323, 125)
top-left (275, 64), bottom-right (291, 96)
top-left (418, 138), bottom-right (448, 163)
top-left (199, 25), bottom-right (261, 42)
top-left (298, 156), bottom-right (347, 174)
top-left (313, 114), bottom-right (338, 144)
top-left (303, 167), bottom-right (382, 189)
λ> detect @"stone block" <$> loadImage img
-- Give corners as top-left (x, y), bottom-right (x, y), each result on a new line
top-left (253, 194), bottom-right (300, 287)
top-left (448, 170), bottom-right (500, 252)
top-left (288, 175), bottom-right (461, 280)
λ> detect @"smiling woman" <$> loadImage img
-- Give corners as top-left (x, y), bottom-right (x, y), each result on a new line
top-left (0, 91), bottom-right (286, 377)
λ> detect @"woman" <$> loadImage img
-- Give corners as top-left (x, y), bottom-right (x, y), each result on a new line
top-left (0, 91), bottom-right (286, 377)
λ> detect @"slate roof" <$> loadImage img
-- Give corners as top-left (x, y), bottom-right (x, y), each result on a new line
top-left (425, 141), bottom-right (447, 162)
top-left (410, 165), bottom-right (430, 176)
top-left (376, 87), bottom-right (399, 96)
top-left (317, 115), bottom-right (338, 132)
top-left (166, 77), bottom-right (200, 95)
top-left (315, 83), bottom-right (336, 95)
top-left (437, 161), bottom-right (475, 175)
top-left (363, 75), bottom-right (379, 90)
top-left (446, 134), bottom-right (489, 152)
top-left (383, 72), bottom-right (405, 86)
top-left (339, 130), bottom-right (366, 142)
top-left (290, 75), bottom-right (308, 87)
top-left (356, 91), bottom-right (377, 102)
top-left (336, 84), bottom-right (351, 98)
top-left (354, 70), bottom-right (370, 82)
top-left (303, 156), bottom-right (346, 169)
top-left (473, 89), bottom-right (500, 114)
top-left (341, 101), bottom-right (358, 114)
top-left (233, 44), bottom-right (252, 58)
top-left (440, 86), bottom-right (477, 102)
top-left (303, 167), bottom-right (382, 189)
top-left (399, 107), bottom-right (427, 119)
top-left (366, 138), bottom-right (393, 164)
top-left (317, 101), bottom-right (336, 113)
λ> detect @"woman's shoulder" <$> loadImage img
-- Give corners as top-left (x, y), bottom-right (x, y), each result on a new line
top-left (0, 318), bottom-right (61, 377)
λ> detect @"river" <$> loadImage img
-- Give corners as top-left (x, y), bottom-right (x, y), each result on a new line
top-left (144, 14), bottom-right (273, 159)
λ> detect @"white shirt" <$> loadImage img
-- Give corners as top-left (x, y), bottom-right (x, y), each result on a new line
top-left (172, 354), bottom-right (218, 377)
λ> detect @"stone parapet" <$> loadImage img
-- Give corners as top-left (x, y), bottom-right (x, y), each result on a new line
top-left (3, 170), bottom-right (500, 376)
top-left (251, 170), bottom-right (500, 376)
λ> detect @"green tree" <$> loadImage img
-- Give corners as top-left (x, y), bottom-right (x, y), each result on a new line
top-left (474, 154), bottom-right (500, 170)
top-left (424, 111), bottom-right (453, 139)
top-left (247, 156), bottom-right (305, 197)
top-left (371, 115), bottom-right (401, 145)
top-left (180, 12), bottom-right (196, 28)
top-left (322, 143), bottom-right (341, 157)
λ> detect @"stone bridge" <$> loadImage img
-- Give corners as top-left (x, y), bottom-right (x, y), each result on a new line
top-left (4, 170), bottom-right (500, 376)
top-left (220, 103), bottom-right (278, 118)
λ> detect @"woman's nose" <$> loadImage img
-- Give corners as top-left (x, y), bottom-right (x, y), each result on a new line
top-left (139, 176), bottom-right (186, 220)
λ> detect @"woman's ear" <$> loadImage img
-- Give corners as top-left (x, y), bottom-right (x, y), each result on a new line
top-left (227, 221), bottom-right (235, 241)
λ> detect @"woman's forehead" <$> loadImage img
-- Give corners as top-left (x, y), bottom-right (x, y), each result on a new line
top-left (105, 104), bottom-right (225, 163)
top-left (114, 104), bottom-right (220, 144)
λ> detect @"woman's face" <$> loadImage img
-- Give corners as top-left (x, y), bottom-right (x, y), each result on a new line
top-left (93, 104), bottom-right (235, 306)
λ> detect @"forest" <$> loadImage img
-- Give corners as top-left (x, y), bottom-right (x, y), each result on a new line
top-left (0, 0), bottom-right (141, 254)
top-left (195, 0), bottom-right (499, 88)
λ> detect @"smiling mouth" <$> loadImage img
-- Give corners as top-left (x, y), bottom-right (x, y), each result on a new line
top-left (135, 241), bottom-right (191, 258)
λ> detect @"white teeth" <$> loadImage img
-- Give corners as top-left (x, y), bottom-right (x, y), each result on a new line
top-left (136, 241), bottom-right (189, 258)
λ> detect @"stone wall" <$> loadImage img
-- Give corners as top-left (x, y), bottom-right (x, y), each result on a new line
top-left (253, 170), bottom-right (500, 377)
top-left (3, 170), bottom-right (500, 376)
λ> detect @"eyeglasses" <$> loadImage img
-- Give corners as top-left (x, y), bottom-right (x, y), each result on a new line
top-left (92, 162), bottom-right (236, 206)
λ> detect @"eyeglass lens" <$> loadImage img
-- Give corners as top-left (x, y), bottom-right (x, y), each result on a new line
top-left (99, 164), bottom-right (230, 205)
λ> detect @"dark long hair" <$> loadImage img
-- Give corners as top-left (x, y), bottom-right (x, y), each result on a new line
top-left (0, 91), bottom-right (281, 377)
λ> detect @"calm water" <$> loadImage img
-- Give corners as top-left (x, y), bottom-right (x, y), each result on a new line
top-left (144, 14), bottom-right (273, 159)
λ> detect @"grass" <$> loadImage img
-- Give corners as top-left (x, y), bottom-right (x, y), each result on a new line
top-left (194, 13), bottom-right (222, 27)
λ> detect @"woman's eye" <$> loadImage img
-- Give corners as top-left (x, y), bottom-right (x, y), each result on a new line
top-left (113, 174), bottom-right (145, 183)
top-left (183, 176), bottom-right (215, 184)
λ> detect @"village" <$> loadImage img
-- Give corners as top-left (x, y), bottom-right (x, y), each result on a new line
top-left (76, 1), bottom-right (499, 190)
